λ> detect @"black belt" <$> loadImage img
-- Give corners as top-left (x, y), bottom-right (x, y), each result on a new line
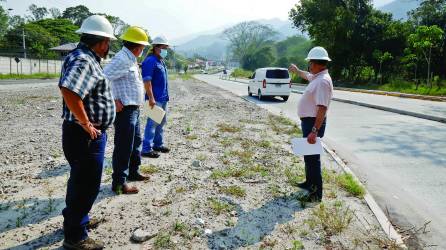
top-left (64, 120), bottom-right (108, 132)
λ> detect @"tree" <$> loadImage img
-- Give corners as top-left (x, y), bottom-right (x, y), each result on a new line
top-left (409, 0), bottom-right (446, 78)
top-left (401, 48), bottom-right (419, 84)
top-left (28, 4), bottom-right (48, 21)
top-left (223, 21), bottom-right (278, 64)
top-left (289, 0), bottom-right (408, 82)
top-left (49, 8), bottom-right (61, 19)
top-left (241, 46), bottom-right (276, 71)
top-left (8, 15), bottom-right (25, 28)
top-left (0, 6), bottom-right (8, 37)
top-left (408, 25), bottom-right (444, 88)
top-left (104, 15), bottom-right (127, 36)
top-left (62, 5), bottom-right (91, 26)
top-left (4, 22), bottom-right (59, 58)
top-left (373, 50), bottom-right (393, 84)
top-left (35, 18), bottom-right (79, 44)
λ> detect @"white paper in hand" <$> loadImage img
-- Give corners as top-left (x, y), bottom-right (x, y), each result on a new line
top-left (291, 137), bottom-right (323, 156)
top-left (146, 105), bottom-right (166, 124)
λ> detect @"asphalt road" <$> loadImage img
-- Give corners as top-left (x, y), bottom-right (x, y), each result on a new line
top-left (196, 74), bottom-right (446, 248)
top-left (0, 79), bottom-right (58, 91)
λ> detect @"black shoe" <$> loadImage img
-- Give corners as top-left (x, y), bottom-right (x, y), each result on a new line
top-left (153, 146), bottom-right (170, 153)
top-left (63, 237), bottom-right (104, 250)
top-left (297, 192), bottom-right (322, 203)
top-left (141, 151), bottom-right (160, 158)
top-left (297, 181), bottom-right (310, 190)
top-left (128, 173), bottom-right (150, 182)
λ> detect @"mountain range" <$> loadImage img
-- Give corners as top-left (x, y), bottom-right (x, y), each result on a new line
top-left (174, 18), bottom-right (302, 60)
top-left (378, 0), bottom-right (422, 20)
top-left (175, 0), bottom-right (422, 60)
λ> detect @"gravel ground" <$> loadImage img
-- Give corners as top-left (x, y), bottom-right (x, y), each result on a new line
top-left (0, 78), bottom-right (394, 249)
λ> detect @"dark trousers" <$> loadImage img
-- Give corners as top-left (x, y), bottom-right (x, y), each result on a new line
top-left (62, 121), bottom-right (107, 242)
top-left (112, 106), bottom-right (142, 187)
top-left (301, 117), bottom-right (327, 199)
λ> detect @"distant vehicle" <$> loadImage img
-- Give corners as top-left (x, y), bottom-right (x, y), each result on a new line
top-left (248, 67), bottom-right (291, 101)
top-left (220, 69), bottom-right (228, 79)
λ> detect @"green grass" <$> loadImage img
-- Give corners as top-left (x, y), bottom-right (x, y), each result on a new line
top-left (267, 115), bottom-right (301, 137)
top-left (139, 165), bottom-right (159, 175)
top-left (210, 167), bottom-right (248, 179)
top-left (337, 79), bottom-right (446, 96)
top-left (185, 134), bottom-right (198, 140)
top-left (291, 240), bottom-right (304, 250)
top-left (219, 185), bottom-right (246, 197)
top-left (336, 173), bottom-right (365, 198)
top-left (257, 140), bottom-right (273, 148)
top-left (306, 201), bottom-right (353, 236)
top-left (210, 164), bottom-right (269, 180)
top-left (154, 232), bottom-right (173, 249)
top-left (217, 123), bottom-right (241, 133)
top-left (0, 73), bottom-right (60, 80)
top-left (230, 68), bottom-right (253, 79)
top-left (229, 149), bottom-right (254, 164)
top-left (284, 166), bottom-right (305, 187)
top-left (208, 198), bottom-right (235, 215)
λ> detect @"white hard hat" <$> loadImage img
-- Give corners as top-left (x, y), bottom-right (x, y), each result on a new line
top-left (151, 36), bottom-right (169, 46)
top-left (76, 15), bottom-right (117, 40)
top-left (305, 46), bottom-right (331, 61)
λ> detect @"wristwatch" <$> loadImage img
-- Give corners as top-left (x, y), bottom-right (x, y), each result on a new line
top-left (311, 126), bottom-right (318, 134)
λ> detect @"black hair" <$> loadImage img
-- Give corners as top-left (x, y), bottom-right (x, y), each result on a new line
top-left (123, 41), bottom-right (141, 50)
top-left (310, 60), bottom-right (329, 66)
top-left (80, 34), bottom-right (108, 47)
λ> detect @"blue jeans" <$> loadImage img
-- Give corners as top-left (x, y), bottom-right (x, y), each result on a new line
top-left (112, 106), bottom-right (142, 186)
top-left (62, 120), bottom-right (107, 242)
top-left (142, 101), bottom-right (168, 153)
top-left (301, 117), bottom-right (326, 199)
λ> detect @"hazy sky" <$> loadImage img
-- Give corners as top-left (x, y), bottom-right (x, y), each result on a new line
top-left (4, 0), bottom-right (394, 42)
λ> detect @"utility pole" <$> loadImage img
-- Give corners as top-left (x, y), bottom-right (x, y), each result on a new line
top-left (22, 29), bottom-right (27, 59)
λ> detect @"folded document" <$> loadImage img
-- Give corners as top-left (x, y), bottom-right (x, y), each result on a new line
top-left (291, 138), bottom-right (323, 156)
top-left (146, 105), bottom-right (166, 124)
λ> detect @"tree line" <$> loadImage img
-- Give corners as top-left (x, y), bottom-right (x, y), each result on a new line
top-left (225, 0), bottom-right (445, 91)
top-left (0, 4), bottom-right (129, 59)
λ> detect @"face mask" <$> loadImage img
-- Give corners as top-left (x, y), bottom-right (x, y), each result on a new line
top-left (160, 49), bottom-right (168, 58)
top-left (103, 42), bottom-right (110, 58)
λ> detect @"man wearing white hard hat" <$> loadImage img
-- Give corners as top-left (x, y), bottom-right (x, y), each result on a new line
top-left (141, 36), bottom-right (171, 158)
top-left (289, 46), bottom-right (333, 202)
top-left (59, 15), bottom-right (116, 249)
top-left (104, 26), bottom-right (151, 195)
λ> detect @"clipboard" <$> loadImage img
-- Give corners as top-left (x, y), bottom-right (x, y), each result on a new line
top-left (146, 105), bottom-right (166, 124)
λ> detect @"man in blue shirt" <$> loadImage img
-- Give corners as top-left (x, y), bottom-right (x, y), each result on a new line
top-left (141, 36), bottom-right (170, 158)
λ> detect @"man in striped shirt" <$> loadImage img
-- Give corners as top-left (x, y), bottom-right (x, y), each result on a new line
top-left (59, 15), bottom-right (116, 250)
top-left (104, 26), bottom-right (150, 195)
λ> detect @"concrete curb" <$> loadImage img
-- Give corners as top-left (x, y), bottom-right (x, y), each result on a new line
top-left (322, 142), bottom-right (407, 248)
top-left (291, 90), bottom-right (446, 124)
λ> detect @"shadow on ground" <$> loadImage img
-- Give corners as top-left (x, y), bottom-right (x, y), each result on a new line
top-left (8, 229), bottom-right (64, 250)
top-left (0, 183), bottom-right (114, 235)
top-left (207, 191), bottom-right (307, 249)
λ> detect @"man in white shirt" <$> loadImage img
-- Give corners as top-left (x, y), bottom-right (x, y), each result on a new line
top-left (104, 26), bottom-right (150, 194)
top-left (289, 46), bottom-right (333, 202)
